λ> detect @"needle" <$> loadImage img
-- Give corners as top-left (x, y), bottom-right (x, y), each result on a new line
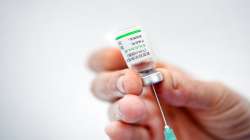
top-left (151, 85), bottom-right (177, 140)
top-left (151, 85), bottom-right (168, 128)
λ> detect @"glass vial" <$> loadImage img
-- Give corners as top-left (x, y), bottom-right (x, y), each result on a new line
top-left (114, 26), bottom-right (163, 86)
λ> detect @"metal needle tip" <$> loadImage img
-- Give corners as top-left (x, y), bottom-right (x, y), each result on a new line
top-left (151, 85), bottom-right (168, 127)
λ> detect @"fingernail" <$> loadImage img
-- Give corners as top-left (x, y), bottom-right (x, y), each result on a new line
top-left (108, 103), bottom-right (123, 121)
top-left (115, 104), bottom-right (124, 120)
top-left (116, 76), bottom-right (125, 93)
top-left (109, 103), bottom-right (124, 121)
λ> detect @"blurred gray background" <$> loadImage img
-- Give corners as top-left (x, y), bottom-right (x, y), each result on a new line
top-left (0, 0), bottom-right (249, 139)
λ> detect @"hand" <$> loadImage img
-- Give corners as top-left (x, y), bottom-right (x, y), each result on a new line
top-left (88, 47), bottom-right (250, 140)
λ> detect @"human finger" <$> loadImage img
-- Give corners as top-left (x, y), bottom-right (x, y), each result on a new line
top-left (91, 69), bottom-right (143, 101)
top-left (108, 94), bottom-right (165, 140)
top-left (88, 47), bottom-right (127, 72)
top-left (155, 68), bottom-right (235, 110)
top-left (105, 121), bottom-right (151, 140)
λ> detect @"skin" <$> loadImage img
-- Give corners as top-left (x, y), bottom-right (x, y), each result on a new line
top-left (88, 47), bottom-right (250, 140)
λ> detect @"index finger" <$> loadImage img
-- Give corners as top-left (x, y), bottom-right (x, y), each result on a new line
top-left (88, 47), bottom-right (127, 72)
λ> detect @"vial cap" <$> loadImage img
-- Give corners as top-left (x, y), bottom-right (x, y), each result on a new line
top-left (142, 71), bottom-right (163, 86)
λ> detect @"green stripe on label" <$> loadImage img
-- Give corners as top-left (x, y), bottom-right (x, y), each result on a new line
top-left (115, 29), bottom-right (141, 40)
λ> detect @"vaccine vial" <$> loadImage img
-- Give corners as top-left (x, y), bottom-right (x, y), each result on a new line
top-left (114, 26), bottom-right (163, 86)
top-left (114, 26), bottom-right (177, 140)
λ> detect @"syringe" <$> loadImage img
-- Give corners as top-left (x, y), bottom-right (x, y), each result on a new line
top-left (142, 70), bottom-right (177, 140)
top-left (152, 85), bottom-right (176, 140)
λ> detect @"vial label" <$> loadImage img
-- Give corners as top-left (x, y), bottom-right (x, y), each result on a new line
top-left (115, 26), bottom-right (153, 67)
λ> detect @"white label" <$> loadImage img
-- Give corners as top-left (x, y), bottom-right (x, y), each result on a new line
top-left (115, 27), bottom-right (153, 67)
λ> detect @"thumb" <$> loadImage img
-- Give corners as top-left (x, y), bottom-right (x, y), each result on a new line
top-left (155, 68), bottom-right (236, 110)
